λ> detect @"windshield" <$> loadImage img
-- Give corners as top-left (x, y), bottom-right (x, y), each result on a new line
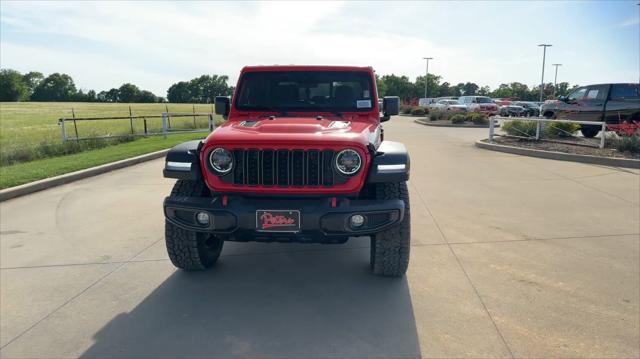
top-left (476, 97), bottom-right (493, 103)
top-left (235, 71), bottom-right (374, 112)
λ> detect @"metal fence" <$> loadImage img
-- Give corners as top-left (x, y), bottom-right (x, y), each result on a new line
top-left (489, 116), bottom-right (607, 149)
top-left (58, 112), bottom-right (216, 142)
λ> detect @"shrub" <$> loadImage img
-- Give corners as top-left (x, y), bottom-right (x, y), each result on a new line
top-left (612, 135), bottom-right (640, 154)
top-left (401, 105), bottom-right (412, 114)
top-left (501, 120), bottom-right (538, 137)
top-left (545, 122), bottom-right (580, 138)
top-left (410, 107), bottom-right (426, 116)
top-left (428, 110), bottom-right (438, 121)
top-left (467, 113), bottom-right (488, 125)
top-left (450, 114), bottom-right (467, 124)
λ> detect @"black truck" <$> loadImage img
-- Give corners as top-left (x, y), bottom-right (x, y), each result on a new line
top-left (541, 83), bottom-right (640, 137)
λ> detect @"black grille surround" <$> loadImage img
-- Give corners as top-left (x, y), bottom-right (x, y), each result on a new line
top-left (227, 148), bottom-right (342, 187)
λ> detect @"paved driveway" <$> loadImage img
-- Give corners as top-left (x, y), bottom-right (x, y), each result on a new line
top-left (1, 118), bottom-right (638, 358)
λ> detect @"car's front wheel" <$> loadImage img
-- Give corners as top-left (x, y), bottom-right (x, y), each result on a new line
top-left (580, 126), bottom-right (600, 138)
top-left (165, 180), bottom-right (224, 271)
top-left (370, 182), bottom-right (411, 277)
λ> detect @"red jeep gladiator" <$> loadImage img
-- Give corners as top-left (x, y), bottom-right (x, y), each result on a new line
top-left (162, 65), bottom-right (410, 276)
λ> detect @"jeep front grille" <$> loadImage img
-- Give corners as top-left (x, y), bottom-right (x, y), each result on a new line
top-left (232, 149), bottom-right (335, 187)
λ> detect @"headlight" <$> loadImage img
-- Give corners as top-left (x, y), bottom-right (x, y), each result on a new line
top-left (335, 149), bottom-right (362, 176)
top-left (209, 148), bottom-right (233, 174)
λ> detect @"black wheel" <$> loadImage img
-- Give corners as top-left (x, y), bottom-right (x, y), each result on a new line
top-left (580, 127), bottom-right (600, 138)
top-left (370, 182), bottom-right (411, 277)
top-left (165, 180), bottom-right (224, 271)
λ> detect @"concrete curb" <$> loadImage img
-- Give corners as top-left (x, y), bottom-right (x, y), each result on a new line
top-left (475, 140), bottom-right (640, 169)
top-left (414, 119), bottom-right (495, 128)
top-left (0, 149), bottom-right (169, 202)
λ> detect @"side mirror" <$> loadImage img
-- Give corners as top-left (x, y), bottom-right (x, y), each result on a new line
top-left (382, 96), bottom-right (400, 117)
top-left (215, 96), bottom-right (230, 118)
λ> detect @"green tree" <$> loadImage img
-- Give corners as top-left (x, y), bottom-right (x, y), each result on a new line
top-left (105, 88), bottom-right (119, 102)
top-left (167, 81), bottom-right (191, 103)
top-left (138, 90), bottom-right (158, 103)
top-left (478, 86), bottom-right (491, 96)
top-left (117, 83), bottom-right (141, 103)
top-left (490, 84), bottom-right (512, 99)
top-left (553, 82), bottom-right (573, 97)
top-left (0, 69), bottom-right (28, 101)
top-left (31, 73), bottom-right (77, 101)
top-left (22, 71), bottom-right (44, 98)
top-left (437, 82), bottom-right (452, 97)
top-left (463, 82), bottom-right (479, 96)
top-left (453, 83), bottom-right (465, 96)
top-left (375, 74), bottom-right (387, 97)
top-left (188, 75), bottom-right (231, 103)
top-left (380, 74), bottom-right (414, 99)
top-left (414, 74), bottom-right (441, 98)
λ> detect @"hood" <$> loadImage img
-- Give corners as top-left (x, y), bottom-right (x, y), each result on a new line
top-left (205, 115), bottom-right (380, 149)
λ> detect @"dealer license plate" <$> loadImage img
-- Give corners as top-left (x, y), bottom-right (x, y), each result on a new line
top-left (256, 210), bottom-right (301, 232)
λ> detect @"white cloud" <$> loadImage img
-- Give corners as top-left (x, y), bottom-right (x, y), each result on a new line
top-left (620, 17), bottom-right (640, 27)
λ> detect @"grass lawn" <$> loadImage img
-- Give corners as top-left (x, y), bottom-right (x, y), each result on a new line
top-left (0, 132), bottom-right (206, 189)
top-left (0, 102), bottom-right (220, 165)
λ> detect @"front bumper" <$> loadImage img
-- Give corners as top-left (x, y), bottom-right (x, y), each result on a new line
top-left (164, 195), bottom-right (405, 243)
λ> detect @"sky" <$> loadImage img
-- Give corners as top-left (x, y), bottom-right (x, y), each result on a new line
top-left (1, 1), bottom-right (638, 97)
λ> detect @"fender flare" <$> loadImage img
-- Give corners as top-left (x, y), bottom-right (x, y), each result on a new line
top-left (367, 141), bottom-right (410, 183)
top-left (163, 140), bottom-right (203, 180)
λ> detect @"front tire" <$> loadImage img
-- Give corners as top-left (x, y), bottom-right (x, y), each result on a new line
top-left (370, 182), bottom-right (411, 277)
top-left (165, 180), bottom-right (224, 271)
top-left (580, 127), bottom-right (600, 138)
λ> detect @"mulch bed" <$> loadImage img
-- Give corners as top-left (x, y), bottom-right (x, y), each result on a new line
top-left (490, 136), bottom-right (640, 160)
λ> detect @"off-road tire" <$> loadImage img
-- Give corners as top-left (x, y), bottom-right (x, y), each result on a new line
top-left (370, 182), bottom-right (411, 277)
top-left (165, 180), bottom-right (224, 271)
top-left (580, 127), bottom-right (600, 138)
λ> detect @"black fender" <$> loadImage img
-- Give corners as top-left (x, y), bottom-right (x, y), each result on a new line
top-left (163, 140), bottom-right (203, 180)
top-left (367, 141), bottom-right (410, 183)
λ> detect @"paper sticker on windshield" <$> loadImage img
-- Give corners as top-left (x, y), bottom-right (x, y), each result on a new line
top-left (356, 100), bottom-right (372, 109)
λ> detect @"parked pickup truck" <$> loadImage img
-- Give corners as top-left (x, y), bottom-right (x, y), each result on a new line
top-left (162, 65), bottom-right (411, 277)
top-left (541, 83), bottom-right (640, 138)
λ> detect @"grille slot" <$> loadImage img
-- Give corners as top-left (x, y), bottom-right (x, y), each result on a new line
top-left (322, 150), bottom-right (334, 186)
top-left (261, 149), bottom-right (275, 186)
top-left (277, 150), bottom-right (289, 186)
top-left (232, 149), bottom-right (334, 187)
top-left (247, 149), bottom-right (260, 185)
top-left (233, 150), bottom-right (245, 184)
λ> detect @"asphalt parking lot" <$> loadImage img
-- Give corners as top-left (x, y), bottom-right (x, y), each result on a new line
top-left (1, 117), bottom-right (638, 358)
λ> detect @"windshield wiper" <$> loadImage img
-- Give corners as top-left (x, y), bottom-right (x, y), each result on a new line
top-left (258, 107), bottom-right (288, 118)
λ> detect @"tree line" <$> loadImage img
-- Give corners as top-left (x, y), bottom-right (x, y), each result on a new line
top-left (0, 69), bottom-right (235, 103)
top-left (1, 68), bottom-right (578, 103)
top-left (376, 74), bottom-right (579, 102)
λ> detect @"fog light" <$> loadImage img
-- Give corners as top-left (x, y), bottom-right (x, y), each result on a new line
top-left (350, 214), bottom-right (365, 228)
top-left (196, 212), bottom-right (210, 226)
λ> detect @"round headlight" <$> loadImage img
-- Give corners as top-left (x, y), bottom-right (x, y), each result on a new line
top-left (209, 148), bottom-right (233, 174)
top-left (335, 149), bottom-right (362, 175)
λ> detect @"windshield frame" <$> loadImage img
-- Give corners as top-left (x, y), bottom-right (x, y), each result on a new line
top-left (233, 70), bottom-right (376, 113)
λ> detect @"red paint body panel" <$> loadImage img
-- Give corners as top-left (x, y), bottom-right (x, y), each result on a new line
top-left (200, 65), bottom-right (382, 194)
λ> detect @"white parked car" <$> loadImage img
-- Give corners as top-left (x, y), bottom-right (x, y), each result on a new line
top-left (431, 99), bottom-right (467, 113)
top-left (418, 98), bottom-right (437, 107)
top-left (458, 96), bottom-right (499, 116)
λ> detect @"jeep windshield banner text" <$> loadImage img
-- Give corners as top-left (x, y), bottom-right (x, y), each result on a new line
top-left (162, 65), bottom-right (411, 277)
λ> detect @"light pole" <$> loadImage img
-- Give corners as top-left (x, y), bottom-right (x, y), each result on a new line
top-left (423, 57), bottom-right (433, 98)
top-left (552, 63), bottom-right (562, 97)
top-left (538, 44), bottom-right (552, 102)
